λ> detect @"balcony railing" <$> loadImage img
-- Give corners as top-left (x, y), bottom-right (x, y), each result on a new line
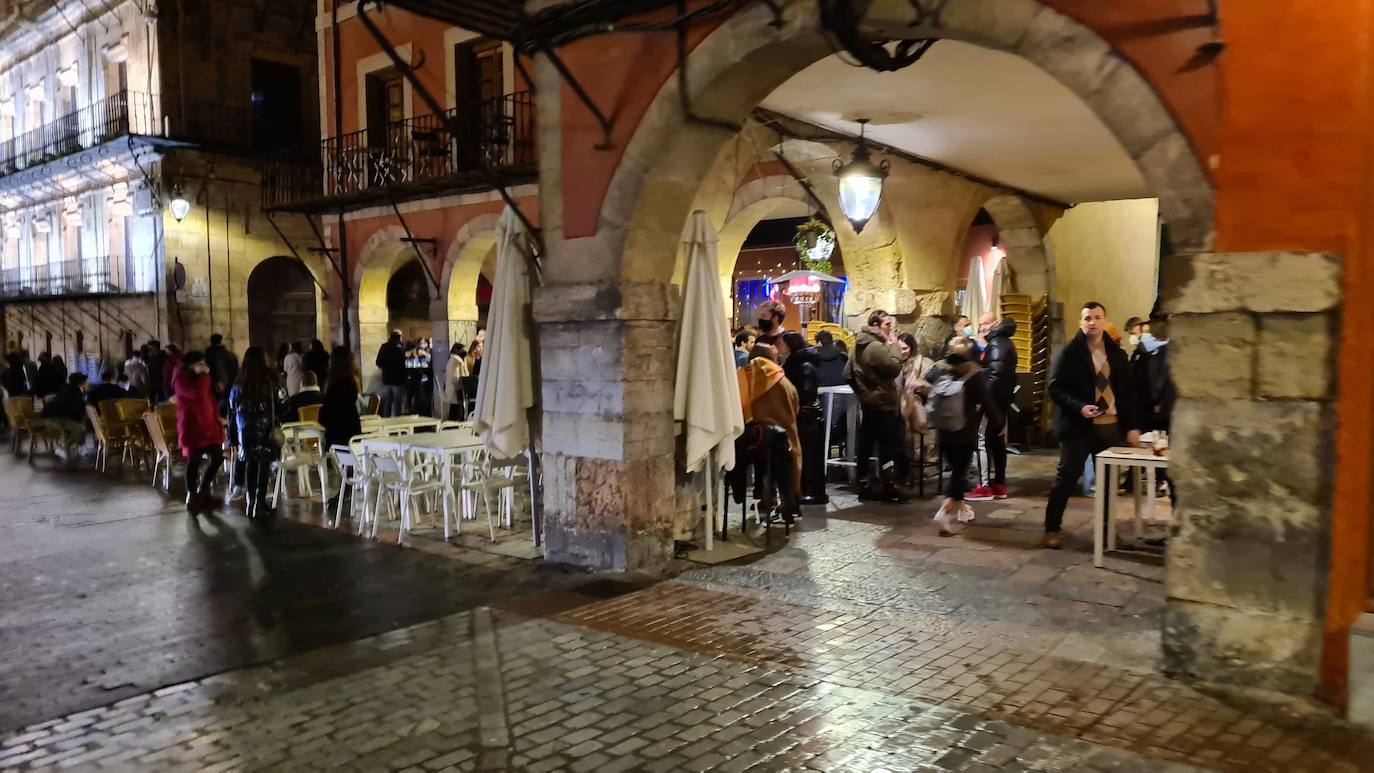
top-left (0, 91), bottom-right (267, 179)
top-left (0, 255), bottom-right (156, 300)
top-left (262, 91), bottom-right (536, 212)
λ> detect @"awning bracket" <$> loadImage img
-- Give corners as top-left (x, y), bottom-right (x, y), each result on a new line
top-left (264, 210), bottom-right (332, 300)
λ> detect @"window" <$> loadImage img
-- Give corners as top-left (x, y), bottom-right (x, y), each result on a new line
top-left (454, 39), bottom-right (504, 106)
top-left (364, 69), bottom-right (405, 147)
top-left (250, 59), bottom-right (303, 151)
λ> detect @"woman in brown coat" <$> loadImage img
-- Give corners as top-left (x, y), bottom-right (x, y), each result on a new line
top-left (738, 343), bottom-right (801, 492)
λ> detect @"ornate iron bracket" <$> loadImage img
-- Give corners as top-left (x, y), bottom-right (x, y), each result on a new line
top-left (264, 210), bottom-right (332, 299)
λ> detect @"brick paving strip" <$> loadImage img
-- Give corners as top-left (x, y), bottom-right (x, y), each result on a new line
top-left (0, 608), bottom-right (1201, 772)
top-left (553, 581), bottom-right (1374, 772)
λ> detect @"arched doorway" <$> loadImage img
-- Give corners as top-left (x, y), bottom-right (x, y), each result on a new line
top-left (247, 256), bottom-right (318, 353)
top-left (386, 259), bottom-right (432, 341)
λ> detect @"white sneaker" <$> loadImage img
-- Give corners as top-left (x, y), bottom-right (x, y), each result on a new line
top-left (933, 504), bottom-right (954, 536)
top-left (226, 485), bottom-right (245, 503)
top-left (957, 503), bottom-right (976, 523)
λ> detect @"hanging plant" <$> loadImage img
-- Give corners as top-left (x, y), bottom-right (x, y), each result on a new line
top-left (793, 218), bottom-right (835, 275)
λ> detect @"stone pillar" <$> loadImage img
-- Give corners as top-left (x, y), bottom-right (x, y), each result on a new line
top-left (1160, 251), bottom-right (1342, 694)
top-left (534, 281), bottom-right (679, 572)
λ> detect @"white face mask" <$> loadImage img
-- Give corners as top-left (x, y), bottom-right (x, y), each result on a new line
top-left (1129, 334), bottom-right (1141, 346)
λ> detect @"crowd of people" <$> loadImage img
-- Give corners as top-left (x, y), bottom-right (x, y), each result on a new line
top-left (372, 329), bottom-right (484, 419)
top-left (729, 297), bottom-right (1175, 548)
top-left (1, 333), bottom-right (379, 522)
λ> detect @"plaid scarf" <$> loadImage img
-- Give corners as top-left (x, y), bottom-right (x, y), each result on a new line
top-left (1091, 343), bottom-right (1117, 424)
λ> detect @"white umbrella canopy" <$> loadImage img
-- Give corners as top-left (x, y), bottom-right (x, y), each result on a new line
top-left (962, 256), bottom-right (986, 324)
top-left (473, 207), bottom-right (536, 459)
top-left (673, 211), bottom-right (743, 474)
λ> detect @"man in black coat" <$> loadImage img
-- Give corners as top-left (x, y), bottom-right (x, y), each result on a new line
top-left (204, 333), bottom-right (239, 398)
top-left (969, 313), bottom-right (1017, 500)
top-left (375, 331), bottom-right (407, 417)
top-left (1042, 301), bottom-right (1142, 549)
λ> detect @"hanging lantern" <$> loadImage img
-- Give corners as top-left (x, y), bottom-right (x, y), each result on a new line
top-left (168, 183), bottom-right (191, 223)
top-left (833, 119), bottom-right (889, 234)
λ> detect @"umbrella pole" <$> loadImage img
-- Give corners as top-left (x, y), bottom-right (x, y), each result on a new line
top-left (703, 450), bottom-right (714, 553)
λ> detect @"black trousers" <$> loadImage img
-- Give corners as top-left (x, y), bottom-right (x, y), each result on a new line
top-left (857, 406), bottom-right (908, 482)
top-left (244, 456), bottom-right (274, 517)
top-left (185, 445), bottom-right (223, 496)
top-left (984, 406), bottom-right (1010, 485)
top-left (797, 405), bottom-right (826, 500)
top-left (944, 443), bottom-right (975, 501)
top-left (1044, 423), bottom-right (1122, 533)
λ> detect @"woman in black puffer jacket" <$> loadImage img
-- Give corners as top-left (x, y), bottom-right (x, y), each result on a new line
top-left (230, 346), bottom-right (288, 520)
top-left (780, 332), bottom-right (826, 505)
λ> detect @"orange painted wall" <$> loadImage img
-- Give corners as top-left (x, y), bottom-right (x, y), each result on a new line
top-left (341, 196), bottom-right (541, 284)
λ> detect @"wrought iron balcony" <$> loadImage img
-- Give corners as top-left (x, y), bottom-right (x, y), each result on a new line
top-left (261, 91), bottom-right (536, 213)
top-left (0, 91), bottom-right (266, 180)
top-left (0, 255), bottom-right (156, 300)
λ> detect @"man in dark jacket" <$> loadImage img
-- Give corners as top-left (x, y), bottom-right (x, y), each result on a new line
top-left (811, 331), bottom-right (848, 387)
top-left (845, 310), bottom-right (910, 502)
top-left (145, 340), bottom-right (167, 401)
top-left (969, 313), bottom-right (1017, 501)
top-left (86, 368), bottom-right (130, 407)
top-left (1042, 301), bottom-right (1142, 548)
top-left (375, 331), bottom-right (407, 417)
top-left (204, 334), bottom-right (239, 398)
top-left (40, 372), bottom-right (89, 460)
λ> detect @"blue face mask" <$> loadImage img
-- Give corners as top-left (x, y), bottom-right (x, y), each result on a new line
top-left (962, 326), bottom-right (975, 338)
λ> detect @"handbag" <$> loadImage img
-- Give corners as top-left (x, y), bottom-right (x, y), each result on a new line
top-left (268, 394), bottom-right (285, 449)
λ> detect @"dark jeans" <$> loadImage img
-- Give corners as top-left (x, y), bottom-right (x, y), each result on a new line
top-left (857, 406), bottom-right (908, 483)
top-left (944, 443), bottom-right (975, 501)
top-left (185, 445), bottom-right (223, 495)
top-left (985, 408), bottom-right (1009, 485)
top-left (244, 456), bottom-right (274, 517)
top-left (1044, 423), bottom-right (1122, 533)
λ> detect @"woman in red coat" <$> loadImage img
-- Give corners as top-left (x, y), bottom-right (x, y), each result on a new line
top-left (173, 351), bottom-right (226, 511)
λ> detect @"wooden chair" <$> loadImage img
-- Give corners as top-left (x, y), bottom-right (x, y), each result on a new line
top-left (298, 404), bottom-right (322, 424)
top-left (363, 394), bottom-right (381, 416)
top-left (86, 405), bottom-right (114, 473)
top-left (3, 396), bottom-right (37, 454)
top-left (144, 411), bottom-right (181, 491)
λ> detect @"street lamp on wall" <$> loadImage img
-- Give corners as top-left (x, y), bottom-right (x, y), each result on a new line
top-left (168, 183), bottom-right (190, 223)
top-left (833, 119), bottom-right (889, 234)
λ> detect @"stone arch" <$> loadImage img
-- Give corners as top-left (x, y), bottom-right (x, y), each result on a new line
top-left (355, 224), bottom-right (425, 384)
top-left (599, 0), bottom-right (1213, 291)
top-left (978, 194), bottom-right (1054, 302)
top-left (244, 255), bottom-right (330, 352)
top-left (709, 174), bottom-right (815, 301)
top-left (440, 213), bottom-right (501, 349)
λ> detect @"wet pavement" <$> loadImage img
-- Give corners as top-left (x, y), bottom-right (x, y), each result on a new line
top-left (0, 452), bottom-right (573, 733)
top-left (3, 445), bottom-right (1373, 771)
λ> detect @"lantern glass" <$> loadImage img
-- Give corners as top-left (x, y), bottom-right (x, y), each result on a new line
top-left (838, 170), bottom-right (883, 229)
top-left (169, 197), bottom-right (190, 222)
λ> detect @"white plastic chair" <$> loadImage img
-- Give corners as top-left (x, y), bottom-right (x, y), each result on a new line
top-left (461, 451), bottom-right (522, 541)
top-left (368, 450), bottom-right (454, 544)
top-left (270, 434), bottom-right (328, 508)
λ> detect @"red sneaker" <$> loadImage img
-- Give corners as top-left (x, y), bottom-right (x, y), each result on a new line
top-left (992, 484), bottom-right (1008, 500)
top-left (967, 485), bottom-right (995, 502)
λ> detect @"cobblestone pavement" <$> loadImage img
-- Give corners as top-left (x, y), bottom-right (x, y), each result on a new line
top-left (5, 449), bottom-right (1373, 770)
top-left (0, 452), bottom-right (573, 734)
top-left (0, 609), bottom-right (1201, 772)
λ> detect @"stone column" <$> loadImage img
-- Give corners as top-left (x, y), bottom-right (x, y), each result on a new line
top-left (534, 281), bottom-right (679, 572)
top-left (1160, 250), bottom-right (1341, 694)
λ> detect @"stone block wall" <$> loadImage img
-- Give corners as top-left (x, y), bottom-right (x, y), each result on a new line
top-left (1160, 251), bottom-right (1341, 694)
top-left (534, 281), bottom-right (679, 572)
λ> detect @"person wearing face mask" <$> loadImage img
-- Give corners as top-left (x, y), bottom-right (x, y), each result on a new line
top-left (1131, 315), bottom-right (1176, 505)
top-left (1124, 317), bottom-right (1145, 355)
top-left (845, 310), bottom-right (911, 502)
top-left (755, 301), bottom-right (787, 348)
top-left (968, 312), bottom-right (1016, 501)
top-left (943, 315), bottom-right (975, 358)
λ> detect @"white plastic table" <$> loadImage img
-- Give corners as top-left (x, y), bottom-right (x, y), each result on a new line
top-left (359, 430), bottom-right (485, 539)
top-left (1093, 446), bottom-right (1169, 567)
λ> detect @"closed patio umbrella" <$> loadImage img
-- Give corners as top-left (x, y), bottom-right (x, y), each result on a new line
top-left (473, 207), bottom-right (536, 460)
top-left (674, 211), bottom-right (744, 550)
top-left (963, 256), bottom-right (986, 324)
